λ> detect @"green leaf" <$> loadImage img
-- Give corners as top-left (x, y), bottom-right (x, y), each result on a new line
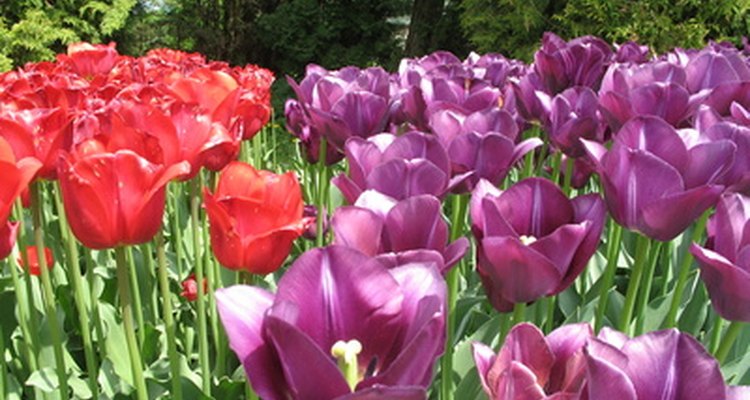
top-left (25, 367), bottom-right (59, 393)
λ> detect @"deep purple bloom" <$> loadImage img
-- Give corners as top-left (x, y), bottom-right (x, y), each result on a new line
top-left (429, 107), bottom-right (542, 193)
top-left (613, 41), bottom-right (651, 64)
top-left (584, 116), bottom-right (734, 241)
top-left (584, 328), bottom-right (736, 400)
top-left (598, 61), bottom-right (700, 131)
top-left (473, 323), bottom-right (592, 399)
top-left (690, 193), bottom-right (750, 322)
top-left (470, 178), bottom-right (606, 312)
top-left (216, 245), bottom-right (446, 399)
top-left (545, 86), bottom-right (606, 157)
top-left (685, 43), bottom-right (750, 95)
top-left (332, 190), bottom-right (468, 273)
top-left (693, 111), bottom-right (750, 194)
top-left (533, 32), bottom-right (613, 95)
top-left (391, 51), bottom-right (503, 131)
top-left (331, 131), bottom-right (452, 203)
top-left (285, 64), bottom-right (391, 163)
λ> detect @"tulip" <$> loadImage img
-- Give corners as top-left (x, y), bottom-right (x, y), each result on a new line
top-left (472, 323), bottom-right (592, 399)
top-left (57, 144), bottom-right (190, 249)
top-left (180, 273), bottom-right (207, 302)
top-left (585, 328), bottom-right (737, 399)
top-left (613, 41), bottom-right (651, 64)
top-left (429, 107), bottom-right (541, 193)
top-left (533, 32), bottom-right (613, 95)
top-left (18, 246), bottom-right (54, 276)
top-left (0, 137), bottom-right (41, 261)
top-left (584, 116), bottom-right (734, 241)
top-left (545, 86), bottom-right (605, 157)
top-left (216, 245), bottom-right (446, 399)
top-left (331, 190), bottom-right (469, 273)
top-left (57, 42), bottom-right (120, 79)
top-left (331, 131), bottom-right (453, 203)
top-left (285, 64), bottom-right (391, 162)
top-left (470, 177), bottom-right (605, 312)
top-left (204, 161), bottom-right (312, 274)
top-left (0, 222), bottom-right (18, 261)
top-left (690, 193), bottom-right (750, 322)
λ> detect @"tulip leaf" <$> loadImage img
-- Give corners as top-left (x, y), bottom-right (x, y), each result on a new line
top-left (677, 280), bottom-right (709, 336)
top-left (25, 367), bottom-right (59, 393)
top-left (98, 358), bottom-right (134, 398)
top-left (641, 294), bottom-right (671, 332)
top-left (453, 313), bottom-right (503, 378)
top-left (68, 374), bottom-right (93, 399)
top-left (454, 366), bottom-right (486, 400)
top-left (5, 373), bottom-right (22, 400)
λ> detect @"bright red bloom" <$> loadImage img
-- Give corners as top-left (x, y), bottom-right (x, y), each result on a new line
top-left (18, 246), bottom-right (54, 276)
top-left (180, 273), bottom-right (208, 302)
top-left (205, 162), bottom-right (312, 274)
top-left (57, 42), bottom-right (121, 79)
top-left (57, 143), bottom-right (190, 249)
top-left (0, 222), bottom-right (19, 261)
top-left (0, 136), bottom-right (40, 260)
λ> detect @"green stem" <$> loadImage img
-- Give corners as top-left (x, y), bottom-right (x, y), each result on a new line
top-left (715, 321), bottom-right (745, 364)
top-left (170, 184), bottom-right (184, 278)
top-left (31, 183), bottom-right (69, 399)
top-left (52, 184), bottom-right (98, 398)
top-left (595, 221), bottom-right (623, 331)
top-left (316, 139), bottom-right (329, 247)
top-left (618, 234), bottom-right (651, 334)
top-left (544, 296), bottom-right (556, 333)
top-left (191, 175), bottom-right (211, 395)
top-left (114, 247), bottom-right (147, 400)
top-left (126, 247), bottom-right (146, 347)
top-left (512, 302), bottom-right (527, 325)
top-left (634, 241), bottom-right (664, 335)
top-left (142, 242), bottom-right (159, 322)
top-left (15, 201), bottom-right (41, 369)
top-left (84, 248), bottom-right (106, 361)
top-left (440, 194), bottom-right (468, 400)
top-left (562, 156), bottom-right (574, 197)
top-left (663, 212), bottom-right (710, 328)
top-left (9, 205), bottom-right (38, 372)
top-left (709, 315), bottom-right (723, 355)
top-left (202, 188), bottom-right (225, 378)
top-left (156, 231), bottom-right (182, 399)
top-left (550, 151), bottom-right (562, 185)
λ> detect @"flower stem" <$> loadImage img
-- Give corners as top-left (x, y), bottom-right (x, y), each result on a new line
top-left (634, 241), bottom-right (664, 335)
top-left (513, 302), bottom-right (527, 325)
top-left (31, 183), bottom-right (69, 399)
top-left (618, 233), bottom-right (651, 334)
top-left (316, 139), bottom-right (330, 247)
top-left (126, 246), bottom-right (146, 347)
top-left (9, 205), bottom-right (39, 372)
top-left (190, 175), bottom-right (211, 395)
top-left (155, 231), bottom-right (182, 399)
top-left (663, 211), bottom-right (710, 328)
top-left (595, 220), bottom-right (623, 331)
top-left (114, 246), bottom-right (147, 400)
top-left (715, 321), bottom-right (745, 364)
top-left (170, 184), bottom-right (184, 278)
top-left (52, 183), bottom-right (98, 398)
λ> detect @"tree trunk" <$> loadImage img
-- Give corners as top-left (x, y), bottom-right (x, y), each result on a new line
top-left (404, 0), bottom-right (445, 57)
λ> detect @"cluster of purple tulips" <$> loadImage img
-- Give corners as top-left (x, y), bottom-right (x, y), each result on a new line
top-left (215, 32), bottom-right (750, 399)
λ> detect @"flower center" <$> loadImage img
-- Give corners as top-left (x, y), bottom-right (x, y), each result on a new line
top-left (331, 339), bottom-right (362, 391)
top-left (520, 235), bottom-right (537, 245)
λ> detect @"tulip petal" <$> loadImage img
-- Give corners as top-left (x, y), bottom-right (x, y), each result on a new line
top-left (495, 178), bottom-right (574, 238)
top-left (334, 386), bottom-right (425, 400)
top-left (640, 185), bottom-right (723, 241)
top-left (472, 342), bottom-right (497, 395)
top-left (383, 195), bottom-right (447, 253)
top-left (683, 140), bottom-right (736, 189)
top-left (215, 286), bottom-right (287, 400)
top-left (480, 236), bottom-right (562, 304)
top-left (274, 246), bottom-right (403, 369)
top-left (584, 340), bottom-right (637, 400)
top-left (616, 116), bottom-right (689, 174)
top-left (726, 386), bottom-right (750, 400)
top-left (691, 244), bottom-right (750, 321)
top-left (0, 221), bottom-right (18, 260)
top-left (493, 362), bottom-right (547, 400)
top-left (265, 312), bottom-right (350, 399)
top-left (528, 223), bottom-right (588, 277)
top-left (332, 206), bottom-right (384, 256)
top-left (367, 159), bottom-right (448, 200)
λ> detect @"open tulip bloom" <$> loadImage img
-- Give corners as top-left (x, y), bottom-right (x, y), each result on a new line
top-left (331, 190), bottom-right (469, 273)
top-left (473, 323), bottom-right (749, 400)
top-left (470, 177), bottom-right (605, 312)
top-left (216, 245), bottom-right (446, 399)
top-left (584, 115), bottom-right (734, 241)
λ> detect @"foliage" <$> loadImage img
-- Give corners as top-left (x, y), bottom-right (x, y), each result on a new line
top-left (460, 0), bottom-right (750, 60)
top-left (0, 0), bottom-right (136, 70)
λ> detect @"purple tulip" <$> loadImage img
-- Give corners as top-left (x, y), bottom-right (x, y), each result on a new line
top-left (598, 61), bottom-right (701, 131)
top-left (613, 41), bottom-right (651, 64)
top-left (695, 116), bottom-right (750, 194)
top-left (216, 245), bottom-right (446, 399)
top-left (690, 193), bottom-right (750, 322)
top-left (285, 64), bottom-right (391, 163)
top-left (472, 323), bottom-right (593, 399)
top-left (685, 43), bottom-right (750, 94)
top-left (470, 177), bottom-right (606, 312)
top-left (331, 131), bottom-right (452, 203)
top-left (546, 86), bottom-right (606, 157)
top-left (429, 107), bottom-right (542, 193)
top-left (584, 116), bottom-right (734, 241)
top-left (584, 328), bottom-right (735, 400)
top-left (533, 32), bottom-right (613, 95)
top-left (463, 52), bottom-right (527, 89)
top-left (332, 190), bottom-right (469, 273)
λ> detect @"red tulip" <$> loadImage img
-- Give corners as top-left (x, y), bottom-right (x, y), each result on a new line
top-left (0, 222), bottom-right (19, 261)
top-left (180, 273), bottom-right (207, 302)
top-left (18, 246), bottom-right (54, 276)
top-left (205, 162), bottom-right (312, 274)
top-left (57, 143), bottom-right (190, 249)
